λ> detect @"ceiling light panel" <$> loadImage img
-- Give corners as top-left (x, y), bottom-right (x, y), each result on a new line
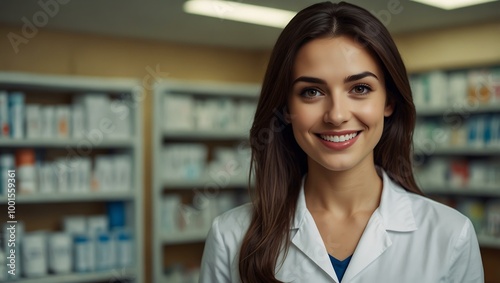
top-left (183, 0), bottom-right (296, 28)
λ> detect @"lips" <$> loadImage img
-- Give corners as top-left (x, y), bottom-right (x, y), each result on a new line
top-left (319, 132), bottom-right (358, 143)
top-left (316, 131), bottom-right (361, 150)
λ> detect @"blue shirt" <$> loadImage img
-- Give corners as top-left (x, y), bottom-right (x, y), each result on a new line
top-left (328, 254), bottom-right (352, 282)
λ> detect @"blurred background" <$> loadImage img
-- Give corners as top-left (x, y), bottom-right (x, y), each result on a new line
top-left (0, 0), bottom-right (499, 282)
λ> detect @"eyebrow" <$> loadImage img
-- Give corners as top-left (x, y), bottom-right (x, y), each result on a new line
top-left (292, 71), bottom-right (379, 85)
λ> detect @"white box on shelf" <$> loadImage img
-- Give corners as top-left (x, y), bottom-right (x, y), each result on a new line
top-left (115, 228), bottom-right (134, 268)
top-left (114, 154), bottom-right (132, 191)
top-left (54, 157), bottom-right (70, 193)
top-left (162, 195), bottom-right (182, 234)
top-left (448, 72), bottom-right (468, 105)
top-left (427, 71), bottom-right (449, 108)
top-left (26, 104), bottom-right (42, 138)
top-left (71, 103), bottom-right (85, 139)
top-left (76, 157), bottom-right (92, 192)
top-left (78, 94), bottom-right (112, 137)
top-left (163, 94), bottom-right (194, 131)
top-left (0, 91), bottom-right (9, 137)
top-left (41, 105), bottom-right (56, 138)
top-left (48, 232), bottom-right (73, 274)
top-left (56, 105), bottom-right (71, 138)
top-left (110, 98), bottom-right (132, 138)
top-left (410, 76), bottom-right (426, 110)
top-left (8, 92), bottom-right (25, 139)
top-left (87, 215), bottom-right (109, 236)
top-left (0, 154), bottom-right (14, 196)
top-left (216, 98), bottom-right (234, 130)
top-left (22, 231), bottom-right (48, 278)
top-left (95, 232), bottom-right (114, 271)
top-left (94, 155), bottom-right (114, 192)
top-left (38, 162), bottom-right (55, 193)
top-left (17, 160), bottom-right (37, 195)
top-left (63, 215), bottom-right (87, 235)
top-left (73, 233), bottom-right (92, 273)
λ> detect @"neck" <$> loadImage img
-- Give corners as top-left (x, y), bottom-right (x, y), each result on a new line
top-left (304, 160), bottom-right (383, 218)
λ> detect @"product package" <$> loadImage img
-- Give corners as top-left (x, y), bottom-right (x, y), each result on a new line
top-left (48, 232), bottom-right (72, 274)
top-left (0, 91), bottom-right (9, 137)
top-left (71, 103), bottom-right (85, 139)
top-left (73, 234), bottom-right (91, 273)
top-left (56, 106), bottom-right (70, 138)
top-left (164, 94), bottom-right (194, 131)
top-left (0, 153), bottom-right (15, 195)
top-left (15, 149), bottom-right (37, 194)
top-left (63, 215), bottom-right (87, 235)
top-left (8, 92), bottom-right (25, 139)
top-left (114, 154), bottom-right (132, 191)
top-left (93, 155), bottom-right (114, 192)
top-left (41, 106), bottom-right (56, 138)
top-left (114, 228), bottom-right (134, 268)
top-left (162, 195), bottom-right (182, 234)
top-left (22, 231), bottom-right (48, 277)
top-left (26, 104), bottom-right (42, 139)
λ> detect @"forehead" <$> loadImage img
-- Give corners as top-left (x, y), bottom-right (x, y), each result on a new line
top-left (293, 36), bottom-right (383, 79)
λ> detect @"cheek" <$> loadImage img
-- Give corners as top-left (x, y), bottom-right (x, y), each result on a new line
top-left (357, 103), bottom-right (386, 124)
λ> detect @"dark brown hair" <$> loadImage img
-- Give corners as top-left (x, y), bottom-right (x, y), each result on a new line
top-left (240, 2), bottom-right (423, 282)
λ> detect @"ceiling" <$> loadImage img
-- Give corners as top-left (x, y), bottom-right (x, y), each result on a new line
top-left (0, 0), bottom-right (499, 50)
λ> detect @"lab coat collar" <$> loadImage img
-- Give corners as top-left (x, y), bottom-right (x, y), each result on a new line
top-left (291, 169), bottom-right (418, 231)
top-left (290, 169), bottom-right (417, 282)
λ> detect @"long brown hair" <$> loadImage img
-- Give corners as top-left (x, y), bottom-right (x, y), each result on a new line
top-left (239, 2), bottom-right (423, 282)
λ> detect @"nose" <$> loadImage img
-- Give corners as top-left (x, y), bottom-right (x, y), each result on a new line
top-left (323, 94), bottom-right (350, 126)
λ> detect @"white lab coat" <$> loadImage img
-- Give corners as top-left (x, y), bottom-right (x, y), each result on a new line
top-left (199, 170), bottom-right (484, 283)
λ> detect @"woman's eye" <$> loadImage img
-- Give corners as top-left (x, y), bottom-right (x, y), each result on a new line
top-left (301, 89), bottom-right (322, 98)
top-left (352, 84), bottom-right (371, 95)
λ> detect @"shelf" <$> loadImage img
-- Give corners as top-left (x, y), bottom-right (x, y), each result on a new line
top-left (163, 176), bottom-right (249, 190)
top-left (413, 146), bottom-right (500, 156)
top-left (163, 129), bottom-right (249, 140)
top-left (0, 72), bottom-right (144, 283)
top-left (0, 138), bottom-right (134, 148)
top-left (478, 235), bottom-right (500, 249)
top-left (10, 268), bottom-right (136, 283)
top-left (0, 71), bottom-right (139, 93)
top-left (0, 191), bottom-right (135, 204)
top-left (423, 187), bottom-right (500, 197)
top-left (416, 103), bottom-right (500, 116)
top-left (162, 230), bottom-right (208, 245)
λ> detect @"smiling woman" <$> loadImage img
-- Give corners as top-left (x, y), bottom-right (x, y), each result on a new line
top-left (199, 2), bottom-right (484, 283)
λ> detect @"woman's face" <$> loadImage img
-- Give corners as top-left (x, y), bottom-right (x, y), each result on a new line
top-left (288, 36), bottom-right (393, 173)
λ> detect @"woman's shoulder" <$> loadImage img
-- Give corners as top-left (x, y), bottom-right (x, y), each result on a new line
top-left (406, 190), bottom-right (472, 233)
top-left (211, 202), bottom-right (253, 243)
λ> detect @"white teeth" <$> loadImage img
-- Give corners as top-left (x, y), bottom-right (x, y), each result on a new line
top-left (320, 132), bottom-right (358, 143)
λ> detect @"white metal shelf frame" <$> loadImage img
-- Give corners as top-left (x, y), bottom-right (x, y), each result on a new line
top-left (152, 79), bottom-right (260, 283)
top-left (0, 72), bottom-right (145, 283)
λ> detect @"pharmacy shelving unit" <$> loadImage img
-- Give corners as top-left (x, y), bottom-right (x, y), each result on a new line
top-left (152, 80), bottom-right (259, 283)
top-left (413, 102), bottom-right (500, 249)
top-left (0, 72), bottom-right (144, 283)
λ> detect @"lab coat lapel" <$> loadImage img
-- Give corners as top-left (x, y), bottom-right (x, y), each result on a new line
top-left (342, 170), bottom-right (417, 282)
top-left (290, 177), bottom-right (339, 282)
top-left (341, 210), bottom-right (392, 282)
top-left (291, 213), bottom-right (339, 282)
